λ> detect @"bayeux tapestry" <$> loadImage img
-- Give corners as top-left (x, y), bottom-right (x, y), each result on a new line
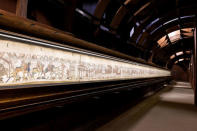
top-left (0, 37), bottom-right (170, 86)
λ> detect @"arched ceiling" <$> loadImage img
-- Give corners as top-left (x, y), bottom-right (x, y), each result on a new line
top-left (67, 0), bottom-right (197, 69)
top-left (152, 37), bottom-right (193, 64)
top-left (167, 52), bottom-right (191, 69)
top-left (93, 0), bottom-right (196, 68)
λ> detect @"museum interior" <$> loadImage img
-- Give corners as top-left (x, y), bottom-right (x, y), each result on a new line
top-left (0, 0), bottom-right (197, 130)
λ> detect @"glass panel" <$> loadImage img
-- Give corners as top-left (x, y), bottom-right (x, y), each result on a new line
top-left (146, 18), bottom-right (160, 29)
top-left (179, 58), bottom-right (184, 62)
top-left (130, 27), bottom-right (135, 37)
top-left (163, 18), bottom-right (178, 25)
top-left (175, 60), bottom-right (178, 64)
top-left (181, 28), bottom-right (194, 38)
top-left (185, 50), bottom-right (191, 54)
top-left (82, 0), bottom-right (98, 15)
top-left (180, 15), bottom-right (195, 19)
top-left (168, 30), bottom-right (181, 43)
top-left (185, 58), bottom-right (190, 60)
top-left (170, 54), bottom-right (175, 59)
top-left (100, 25), bottom-right (109, 31)
top-left (176, 51), bottom-right (183, 56)
top-left (157, 35), bottom-right (168, 48)
top-left (182, 28), bottom-right (193, 32)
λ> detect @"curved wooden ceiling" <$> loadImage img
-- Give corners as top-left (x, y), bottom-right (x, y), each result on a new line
top-left (90, 0), bottom-right (196, 68)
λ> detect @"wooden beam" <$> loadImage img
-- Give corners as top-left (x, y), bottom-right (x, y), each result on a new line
top-left (110, 0), bottom-right (150, 30)
top-left (93, 0), bottom-right (111, 24)
top-left (193, 28), bottom-right (197, 105)
top-left (16, 0), bottom-right (28, 18)
top-left (110, 6), bottom-right (128, 30)
top-left (63, 0), bottom-right (77, 32)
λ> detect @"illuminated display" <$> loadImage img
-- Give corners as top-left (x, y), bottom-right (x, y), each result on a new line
top-left (0, 35), bottom-right (170, 86)
top-left (157, 28), bottom-right (194, 48)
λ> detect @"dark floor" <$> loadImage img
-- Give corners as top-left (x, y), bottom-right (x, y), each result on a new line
top-left (0, 81), bottom-right (195, 131)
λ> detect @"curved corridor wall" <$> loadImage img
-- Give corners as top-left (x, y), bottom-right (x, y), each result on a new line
top-left (0, 33), bottom-right (171, 87)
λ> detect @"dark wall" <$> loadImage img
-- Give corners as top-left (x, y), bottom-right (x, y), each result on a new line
top-left (171, 65), bottom-right (189, 82)
top-left (0, 0), bottom-right (16, 13)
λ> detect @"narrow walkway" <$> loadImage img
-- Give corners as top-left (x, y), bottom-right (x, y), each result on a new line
top-left (97, 81), bottom-right (197, 131)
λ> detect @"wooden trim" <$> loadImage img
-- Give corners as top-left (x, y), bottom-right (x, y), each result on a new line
top-left (16, 0), bottom-right (28, 18)
top-left (110, 0), bottom-right (142, 30)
